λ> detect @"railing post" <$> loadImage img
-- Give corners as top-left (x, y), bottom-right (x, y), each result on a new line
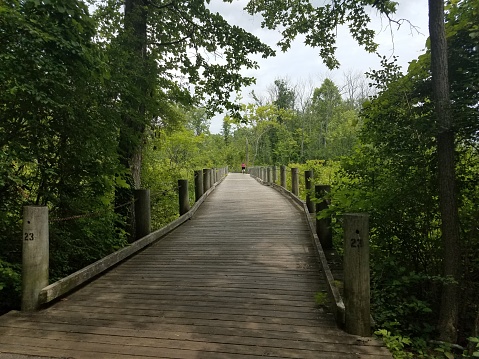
top-left (272, 166), bottom-right (277, 184)
top-left (134, 189), bottom-right (151, 240)
top-left (22, 206), bottom-right (49, 311)
top-left (315, 185), bottom-right (332, 249)
top-left (343, 213), bottom-right (370, 336)
top-left (267, 167), bottom-right (272, 184)
top-left (280, 165), bottom-right (286, 188)
top-left (178, 179), bottom-right (190, 215)
top-left (203, 168), bottom-right (209, 193)
top-left (305, 170), bottom-right (314, 213)
top-left (291, 167), bottom-right (299, 196)
top-left (194, 170), bottom-right (203, 202)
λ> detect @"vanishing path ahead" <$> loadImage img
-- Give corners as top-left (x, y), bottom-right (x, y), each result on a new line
top-left (0, 173), bottom-right (391, 358)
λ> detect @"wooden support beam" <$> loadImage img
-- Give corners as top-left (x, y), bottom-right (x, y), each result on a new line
top-left (22, 206), bottom-right (49, 311)
top-left (134, 189), bottom-right (151, 240)
top-left (343, 213), bottom-right (371, 336)
top-left (291, 167), bottom-right (299, 196)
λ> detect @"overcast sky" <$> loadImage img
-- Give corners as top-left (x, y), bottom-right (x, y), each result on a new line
top-left (206, 0), bottom-right (430, 133)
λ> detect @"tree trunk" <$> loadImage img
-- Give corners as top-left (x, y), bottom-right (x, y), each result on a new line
top-left (115, 0), bottom-right (149, 240)
top-left (428, 0), bottom-right (461, 343)
top-left (468, 308), bottom-right (479, 355)
top-left (132, 145), bottom-right (142, 189)
top-left (124, 0), bottom-right (148, 186)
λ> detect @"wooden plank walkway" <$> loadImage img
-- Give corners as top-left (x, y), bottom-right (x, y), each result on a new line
top-left (0, 173), bottom-right (391, 358)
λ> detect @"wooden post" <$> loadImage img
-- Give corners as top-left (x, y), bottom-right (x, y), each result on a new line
top-left (280, 165), bottom-right (286, 188)
top-left (343, 213), bottom-right (370, 336)
top-left (22, 206), bottom-right (49, 311)
top-left (272, 166), bottom-right (277, 184)
top-left (267, 167), bottom-right (272, 184)
top-left (305, 170), bottom-right (314, 213)
top-left (178, 179), bottom-right (190, 215)
top-left (134, 189), bottom-right (151, 240)
top-left (291, 167), bottom-right (299, 196)
top-left (315, 185), bottom-right (332, 250)
top-left (194, 170), bottom-right (203, 202)
top-left (203, 168), bottom-right (209, 193)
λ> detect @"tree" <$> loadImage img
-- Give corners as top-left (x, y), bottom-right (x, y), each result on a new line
top-left (245, 0), bottom-right (467, 342)
top-left (186, 108), bottom-right (210, 136)
top-left (235, 103), bottom-right (295, 165)
top-left (270, 79), bottom-right (297, 111)
top-left (341, 70), bottom-right (373, 111)
top-left (245, 0), bottom-right (397, 68)
top-left (0, 0), bottom-right (126, 305)
top-left (429, 0), bottom-right (460, 342)
top-left (94, 0), bottom-right (275, 186)
top-left (309, 79), bottom-right (343, 156)
top-left (266, 79), bottom-right (298, 163)
top-left (351, 0), bottom-right (478, 345)
top-left (92, 0), bottom-right (275, 237)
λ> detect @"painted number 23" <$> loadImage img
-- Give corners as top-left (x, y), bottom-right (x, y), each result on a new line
top-left (24, 232), bottom-right (34, 241)
top-left (350, 238), bottom-right (362, 248)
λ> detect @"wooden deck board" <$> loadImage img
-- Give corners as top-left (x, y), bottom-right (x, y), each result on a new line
top-left (0, 173), bottom-right (391, 358)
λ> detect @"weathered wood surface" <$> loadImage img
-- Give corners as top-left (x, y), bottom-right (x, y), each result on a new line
top-left (0, 173), bottom-right (391, 358)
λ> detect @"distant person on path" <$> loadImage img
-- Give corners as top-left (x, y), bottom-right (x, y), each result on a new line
top-left (241, 163), bottom-right (246, 174)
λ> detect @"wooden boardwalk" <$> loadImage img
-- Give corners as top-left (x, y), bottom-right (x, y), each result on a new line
top-left (0, 173), bottom-right (391, 358)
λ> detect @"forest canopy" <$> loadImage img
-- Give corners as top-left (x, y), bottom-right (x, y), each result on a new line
top-left (1, 0), bottom-right (478, 356)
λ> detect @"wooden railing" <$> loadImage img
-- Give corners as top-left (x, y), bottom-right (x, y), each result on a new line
top-left (249, 165), bottom-right (371, 337)
top-left (21, 167), bottom-right (229, 312)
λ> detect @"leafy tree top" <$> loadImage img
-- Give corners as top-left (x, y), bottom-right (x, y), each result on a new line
top-left (94, 0), bottom-right (276, 117)
top-left (244, 0), bottom-right (398, 68)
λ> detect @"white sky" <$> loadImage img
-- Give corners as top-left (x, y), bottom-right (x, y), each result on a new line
top-left (207, 0), bottom-right (429, 133)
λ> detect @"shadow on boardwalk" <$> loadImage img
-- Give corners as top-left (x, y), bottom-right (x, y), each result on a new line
top-left (0, 173), bottom-right (391, 358)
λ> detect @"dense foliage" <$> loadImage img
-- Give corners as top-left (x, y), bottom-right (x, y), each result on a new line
top-left (1, 0), bottom-right (478, 356)
top-left (218, 0), bottom-right (478, 354)
top-left (0, 0), bottom-right (127, 309)
top-left (0, 0), bottom-right (270, 312)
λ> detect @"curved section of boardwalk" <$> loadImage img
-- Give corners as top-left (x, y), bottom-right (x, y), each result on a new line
top-left (0, 173), bottom-right (391, 358)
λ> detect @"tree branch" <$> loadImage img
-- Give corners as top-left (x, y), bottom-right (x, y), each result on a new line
top-left (150, 34), bottom-right (192, 47)
top-left (144, 0), bottom-right (174, 11)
